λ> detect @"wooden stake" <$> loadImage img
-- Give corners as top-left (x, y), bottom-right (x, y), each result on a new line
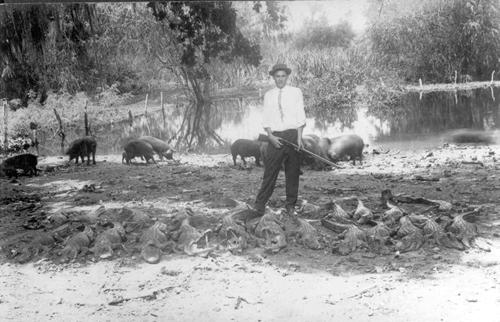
top-left (30, 122), bottom-right (39, 155)
top-left (128, 110), bottom-right (133, 127)
top-left (84, 100), bottom-right (90, 136)
top-left (144, 93), bottom-right (149, 116)
top-left (53, 108), bottom-right (65, 154)
top-left (161, 91), bottom-right (166, 129)
top-left (3, 99), bottom-right (8, 155)
top-left (491, 70), bottom-right (495, 84)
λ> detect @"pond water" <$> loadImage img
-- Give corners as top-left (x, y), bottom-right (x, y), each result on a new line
top-left (36, 87), bottom-right (500, 155)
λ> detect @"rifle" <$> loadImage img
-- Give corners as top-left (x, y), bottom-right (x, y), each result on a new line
top-left (257, 134), bottom-right (340, 169)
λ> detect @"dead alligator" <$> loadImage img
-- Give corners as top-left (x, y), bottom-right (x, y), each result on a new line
top-left (255, 211), bottom-right (287, 253)
top-left (172, 214), bottom-right (214, 256)
top-left (90, 223), bottom-right (126, 259)
top-left (58, 225), bottom-right (94, 262)
top-left (139, 222), bottom-right (171, 264)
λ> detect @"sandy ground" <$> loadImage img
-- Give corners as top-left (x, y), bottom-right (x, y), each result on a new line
top-left (1, 143), bottom-right (500, 321)
top-left (1, 246), bottom-right (499, 322)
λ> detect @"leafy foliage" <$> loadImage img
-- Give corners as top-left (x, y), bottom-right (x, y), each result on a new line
top-left (236, 1), bottom-right (287, 41)
top-left (286, 46), bottom-right (366, 128)
top-left (294, 19), bottom-right (355, 50)
top-left (368, 0), bottom-right (500, 82)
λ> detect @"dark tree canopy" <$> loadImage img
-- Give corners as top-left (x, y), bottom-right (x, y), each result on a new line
top-left (147, 1), bottom-right (262, 69)
top-left (0, 4), bottom-right (96, 103)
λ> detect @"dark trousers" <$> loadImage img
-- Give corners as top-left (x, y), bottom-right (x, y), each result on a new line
top-left (255, 129), bottom-right (301, 214)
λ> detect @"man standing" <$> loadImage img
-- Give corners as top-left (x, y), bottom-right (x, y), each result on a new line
top-left (254, 63), bottom-right (306, 219)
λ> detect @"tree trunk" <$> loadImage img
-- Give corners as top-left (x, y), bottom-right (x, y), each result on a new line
top-left (53, 108), bottom-right (65, 153)
top-left (172, 68), bottom-right (224, 149)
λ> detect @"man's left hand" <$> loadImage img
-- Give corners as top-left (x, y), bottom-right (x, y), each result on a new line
top-left (297, 137), bottom-right (303, 151)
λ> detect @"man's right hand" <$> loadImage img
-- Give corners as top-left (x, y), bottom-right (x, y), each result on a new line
top-left (268, 134), bottom-right (282, 149)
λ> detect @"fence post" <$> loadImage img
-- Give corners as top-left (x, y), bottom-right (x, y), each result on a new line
top-left (128, 110), bottom-right (133, 127)
top-left (161, 91), bottom-right (166, 129)
top-left (3, 99), bottom-right (7, 155)
top-left (144, 93), bottom-right (149, 116)
top-left (84, 100), bottom-right (90, 136)
top-left (30, 122), bottom-right (39, 155)
top-left (53, 108), bottom-right (65, 154)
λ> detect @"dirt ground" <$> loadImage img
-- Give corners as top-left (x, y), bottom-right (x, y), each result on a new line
top-left (1, 143), bottom-right (500, 321)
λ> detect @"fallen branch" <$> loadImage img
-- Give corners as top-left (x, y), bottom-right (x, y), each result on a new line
top-left (461, 161), bottom-right (484, 167)
top-left (393, 195), bottom-right (438, 205)
top-left (235, 296), bottom-right (249, 310)
top-left (326, 285), bottom-right (378, 305)
top-left (406, 80), bottom-right (500, 93)
top-left (413, 175), bottom-right (440, 182)
top-left (323, 187), bottom-right (358, 194)
top-left (108, 285), bottom-right (178, 306)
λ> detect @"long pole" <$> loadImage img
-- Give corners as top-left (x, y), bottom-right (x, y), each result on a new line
top-left (278, 138), bottom-right (341, 169)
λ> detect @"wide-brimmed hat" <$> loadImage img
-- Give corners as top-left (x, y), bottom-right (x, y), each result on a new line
top-left (269, 63), bottom-right (291, 76)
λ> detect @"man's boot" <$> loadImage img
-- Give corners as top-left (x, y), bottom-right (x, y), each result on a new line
top-left (281, 206), bottom-right (300, 233)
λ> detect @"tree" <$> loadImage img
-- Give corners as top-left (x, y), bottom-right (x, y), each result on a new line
top-left (368, 0), bottom-right (500, 82)
top-left (146, 1), bottom-right (263, 147)
top-left (294, 18), bottom-right (355, 50)
top-left (0, 4), bottom-right (97, 104)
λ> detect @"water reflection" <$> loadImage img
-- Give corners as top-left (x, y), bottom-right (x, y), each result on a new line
top-left (369, 89), bottom-right (500, 137)
top-left (37, 87), bottom-right (500, 155)
top-left (218, 88), bottom-right (500, 149)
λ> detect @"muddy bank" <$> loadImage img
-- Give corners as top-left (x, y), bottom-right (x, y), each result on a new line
top-left (0, 143), bottom-right (499, 320)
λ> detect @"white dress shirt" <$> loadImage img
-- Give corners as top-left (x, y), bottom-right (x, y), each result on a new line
top-left (262, 85), bottom-right (306, 132)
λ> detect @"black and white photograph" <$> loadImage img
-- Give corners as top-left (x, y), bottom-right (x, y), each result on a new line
top-left (0, 0), bottom-right (499, 320)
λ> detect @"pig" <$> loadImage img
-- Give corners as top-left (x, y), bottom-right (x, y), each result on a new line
top-left (301, 135), bottom-right (330, 170)
top-left (123, 140), bottom-right (156, 165)
top-left (66, 136), bottom-right (97, 165)
top-left (449, 129), bottom-right (494, 145)
top-left (138, 136), bottom-right (174, 160)
top-left (328, 134), bottom-right (364, 165)
top-left (318, 137), bottom-right (331, 156)
top-left (0, 153), bottom-right (38, 178)
top-left (230, 139), bottom-right (262, 166)
top-left (300, 135), bottom-right (320, 166)
top-left (121, 151), bottom-right (143, 164)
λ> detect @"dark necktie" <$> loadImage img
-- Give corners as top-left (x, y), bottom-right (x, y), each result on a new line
top-left (278, 89), bottom-right (284, 121)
